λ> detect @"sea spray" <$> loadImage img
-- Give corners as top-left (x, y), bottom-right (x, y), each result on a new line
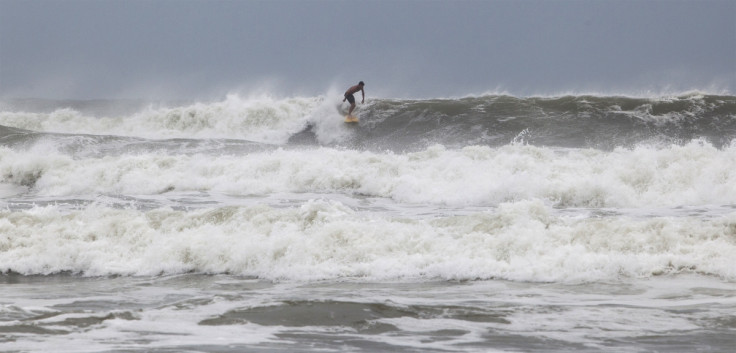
top-left (0, 95), bottom-right (322, 142)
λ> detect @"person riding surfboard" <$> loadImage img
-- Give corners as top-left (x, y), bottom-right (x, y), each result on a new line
top-left (343, 81), bottom-right (365, 118)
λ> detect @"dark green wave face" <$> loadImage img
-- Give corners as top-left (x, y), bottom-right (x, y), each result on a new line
top-left (354, 94), bottom-right (736, 151)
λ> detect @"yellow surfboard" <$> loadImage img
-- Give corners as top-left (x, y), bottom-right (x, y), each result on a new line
top-left (345, 115), bottom-right (359, 123)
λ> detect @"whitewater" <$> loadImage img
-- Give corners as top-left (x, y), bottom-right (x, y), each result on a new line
top-left (1, 93), bottom-right (735, 352)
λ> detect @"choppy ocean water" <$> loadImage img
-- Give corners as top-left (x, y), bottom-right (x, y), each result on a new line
top-left (1, 93), bottom-right (735, 352)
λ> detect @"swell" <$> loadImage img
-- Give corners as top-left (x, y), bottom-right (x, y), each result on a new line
top-left (2, 94), bottom-right (735, 150)
top-left (357, 94), bottom-right (736, 150)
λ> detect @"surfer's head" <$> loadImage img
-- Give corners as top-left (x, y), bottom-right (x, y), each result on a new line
top-left (359, 81), bottom-right (364, 86)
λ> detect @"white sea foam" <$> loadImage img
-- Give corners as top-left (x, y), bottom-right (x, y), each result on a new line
top-left (0, 199), bottom-right (734, 281)
top-left (0, 306), bottom-right (277, 353)
top-left (0, 94), bottom-right (348, 143)
top-left (1, 140), bottom-right (734, 208)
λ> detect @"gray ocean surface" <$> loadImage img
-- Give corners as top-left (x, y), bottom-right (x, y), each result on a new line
top-left (1, 94), bottom-right (735, 352)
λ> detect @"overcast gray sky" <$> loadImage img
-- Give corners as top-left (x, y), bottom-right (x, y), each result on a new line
top-left (1, 0), bottom-right (734, 100)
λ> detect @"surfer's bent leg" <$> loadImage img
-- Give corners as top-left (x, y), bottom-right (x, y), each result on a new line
top-left (346, 94), bottom-right (356, 116)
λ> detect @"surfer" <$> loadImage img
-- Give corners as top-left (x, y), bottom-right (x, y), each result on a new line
top-left (343, 81), bottom-right (365, 117)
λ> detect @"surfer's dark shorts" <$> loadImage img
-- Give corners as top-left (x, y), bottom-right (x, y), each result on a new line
top-left (345, 94), bottom-right (355, 104)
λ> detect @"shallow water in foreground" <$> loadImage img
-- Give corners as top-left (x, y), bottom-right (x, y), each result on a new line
top-left (1, 274), bottom-right (734, 352)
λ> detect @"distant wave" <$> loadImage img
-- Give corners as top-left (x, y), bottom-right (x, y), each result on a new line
top-left (2, 93), bottom-right (735, 149)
